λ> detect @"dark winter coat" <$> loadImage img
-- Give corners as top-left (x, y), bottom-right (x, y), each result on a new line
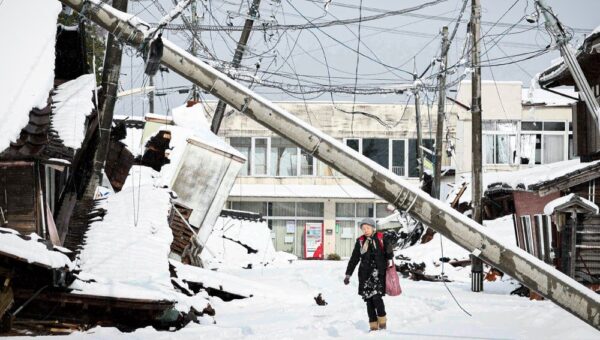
top-left (345, 232), bottom-right (394, 297)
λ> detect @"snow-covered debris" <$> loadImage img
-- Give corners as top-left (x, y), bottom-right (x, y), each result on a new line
top-left (74, 166), bottom-right (174, 297)
top-left (171, 102), bottom-right (209, 129)
top-left (201, 216), bottom-right (296, 269)
top-left (170, 260), bottom-right (254, 298)
top-left (0, 0), bottom-right (61, 152)
top-left (448, 159), bottom-right (600, 205)
top-left (52, 74), bottom-right (97, 149)
top-left (0, 227), bottom-right (73, 270)
top-left (395, 215), bottom-right (516, 280)
top-left (544, 193), bottom-right (599, 215)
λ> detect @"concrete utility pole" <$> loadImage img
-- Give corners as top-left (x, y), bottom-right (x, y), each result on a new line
top-left (85, 0), bottom-right (128, 198)
top-left (536, 0), bottom-right (600, 130)
top-left (433, 26), bottom-right (449, 200)
top-left (59, 0), bottom-right (600, 329)
top-left (470, 0), bottom-right (484, 292)
top-left (413, 85), bottom-right (424, 181)
top-left (210, 0), bottom-right (261, 134)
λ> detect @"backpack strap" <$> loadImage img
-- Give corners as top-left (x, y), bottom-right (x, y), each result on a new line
top-left (376, 232), bottom-right (384, 249)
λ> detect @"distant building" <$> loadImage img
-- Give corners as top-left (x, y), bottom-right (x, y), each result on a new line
top-left (216, 80), bottom-right (576, 259)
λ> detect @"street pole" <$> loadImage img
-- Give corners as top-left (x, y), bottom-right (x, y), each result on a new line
top-left (433, 26), bottom-right (449, 200)
top-left (190, 0), bottom-right (199, 101)
top-left (536, 0), bottom-right (600, 129)
top-left (58, 0), bottom-right (600, 329)
top-left (85, 0), bottom-right (128, 198)
top-left (413, 85), bottom-right (424, 181)
top-left (210, 0), bottom-right (261, 134)
top-left (470, 0), bottom-right (484, 293)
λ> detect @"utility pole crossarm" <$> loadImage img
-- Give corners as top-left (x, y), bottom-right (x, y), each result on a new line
top-left (60, 0), bottom-right (600, 330)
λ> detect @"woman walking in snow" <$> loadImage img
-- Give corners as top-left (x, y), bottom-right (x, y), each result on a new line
top-left (344, 218), bottom-right (394, 331)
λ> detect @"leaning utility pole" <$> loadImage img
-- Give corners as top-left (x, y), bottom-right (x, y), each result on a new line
top-left (433, 26), bottom-right (449, 199)
top-left (535, 0), bottom-right (600, 129)
top-left (470, 0), bottom-right (484, 292)
top-left (59, 0), bottom-right (600, 329)
top-left (85, 0), bottom-right (129, 198)
top-left (413, 84), bottom-right (424, 180)
top-left (210, 0), bottom-right (261, 134)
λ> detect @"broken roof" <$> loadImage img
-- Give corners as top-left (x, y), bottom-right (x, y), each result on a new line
top-left (538, 25), bottom-right (600, 88)
top-left (0, 227), bottom-right (73, 270)
top-left (543, 193), bottom-right (599, 215)
top-left (0, 1), bottom-right (61, 152)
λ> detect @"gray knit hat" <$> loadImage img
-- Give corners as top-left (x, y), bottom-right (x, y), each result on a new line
top-left (359, 218), bottom-right (376, 229)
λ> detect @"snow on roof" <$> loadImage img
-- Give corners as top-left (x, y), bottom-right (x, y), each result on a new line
top-left (74, 166), bottom-right (175, 298)
top-left (0, 0), bottom-right (61, 152)
top-left (522, 87), bottom-right (577, 106)
top-left (449, 159), bottom-right (600, 205)
top-left (52, 74), bottom-right (96, 149)
top-left (229, 183), bottom-right (378, 199)
top-left (0, 228), bottom-right (73, 270)
top-left (171, 102), bottom-right (209, 129)
top-left (71, 166), bottom-right (212, 312)
top-left (122, 127), bottom-right (145, 157)
top-left (543, 193), bottom-right (599, 215)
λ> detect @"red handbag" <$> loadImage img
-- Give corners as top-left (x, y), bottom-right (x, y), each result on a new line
top-left (386, 263), bottom-right (402, 296)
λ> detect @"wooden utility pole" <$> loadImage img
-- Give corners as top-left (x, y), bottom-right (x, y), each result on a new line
top-left (190, 0), bottom-right (199, 101)
top-left (148, 76), bottom-right (155, 114)
top-left (210, 0), bottom-right (261, 133)
top-left (413, 85), bottom-right (424, 180)
top-left (59, 0), bottom-right (600, 329)
top-left (433, 26), bottom-right (449, 199)
top-left (85, 0), bottom-right (128, 198)
top-left (470, 0), bottom-right (484, 292)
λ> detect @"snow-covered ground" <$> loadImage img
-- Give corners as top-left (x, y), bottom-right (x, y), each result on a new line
top-left (29, 259), bottom-right (598, 339)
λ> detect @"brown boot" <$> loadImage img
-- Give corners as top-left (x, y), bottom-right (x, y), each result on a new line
top-left (378, 316), bottom-right (387, 330)
top-left (369, 321), bottom-right (379, 331)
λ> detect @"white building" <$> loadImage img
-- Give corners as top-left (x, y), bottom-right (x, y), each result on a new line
top-left (214, 81), bottom-right (576, 258)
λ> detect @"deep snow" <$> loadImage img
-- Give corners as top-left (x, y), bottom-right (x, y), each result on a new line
top-left (30, 260), bottom-right (599, 339)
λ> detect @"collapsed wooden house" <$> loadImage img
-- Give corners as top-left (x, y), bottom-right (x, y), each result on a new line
top-left (480, 160), bottom-right (600, 289)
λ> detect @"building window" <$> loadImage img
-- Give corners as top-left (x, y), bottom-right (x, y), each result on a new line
top-left (230, 137), bottom-right (251, 176)
top-left (270, 137), bottom-right (297, 176)
top-left (300, 150), bottom-right (315, 176)
top-left (483, 120), bottom-right (518, 165)
top-left (408, 138), bottom-right (434, 178)
top-left (362, 138), bottom-right (389, 169)
top-left (521, 121), bottom-right (567, 165)
top-left (252, 137), bottom-right (268, 175)
top-left (391, 140), bottom-right (406, 176)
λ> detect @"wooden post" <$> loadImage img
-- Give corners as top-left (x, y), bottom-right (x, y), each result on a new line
top-left (471, 0), bottom-right (484, 292)
top-left (210, 0), bottom-right (261, 134)
top-left (433, 26), bottom-right (449, 199)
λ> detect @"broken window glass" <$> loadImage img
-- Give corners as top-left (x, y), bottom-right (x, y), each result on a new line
top-left (270, 137), bottom-right (297, 176)
top-left (230, 137), bottom-right (251, 176)
top-left (362, 138), bottom-right (389, 168)
top-left (253, 138), bottom-right (268, 175)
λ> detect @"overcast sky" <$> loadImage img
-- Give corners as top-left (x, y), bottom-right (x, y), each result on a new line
top-left (115, 0), bottom-right (600, 118)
